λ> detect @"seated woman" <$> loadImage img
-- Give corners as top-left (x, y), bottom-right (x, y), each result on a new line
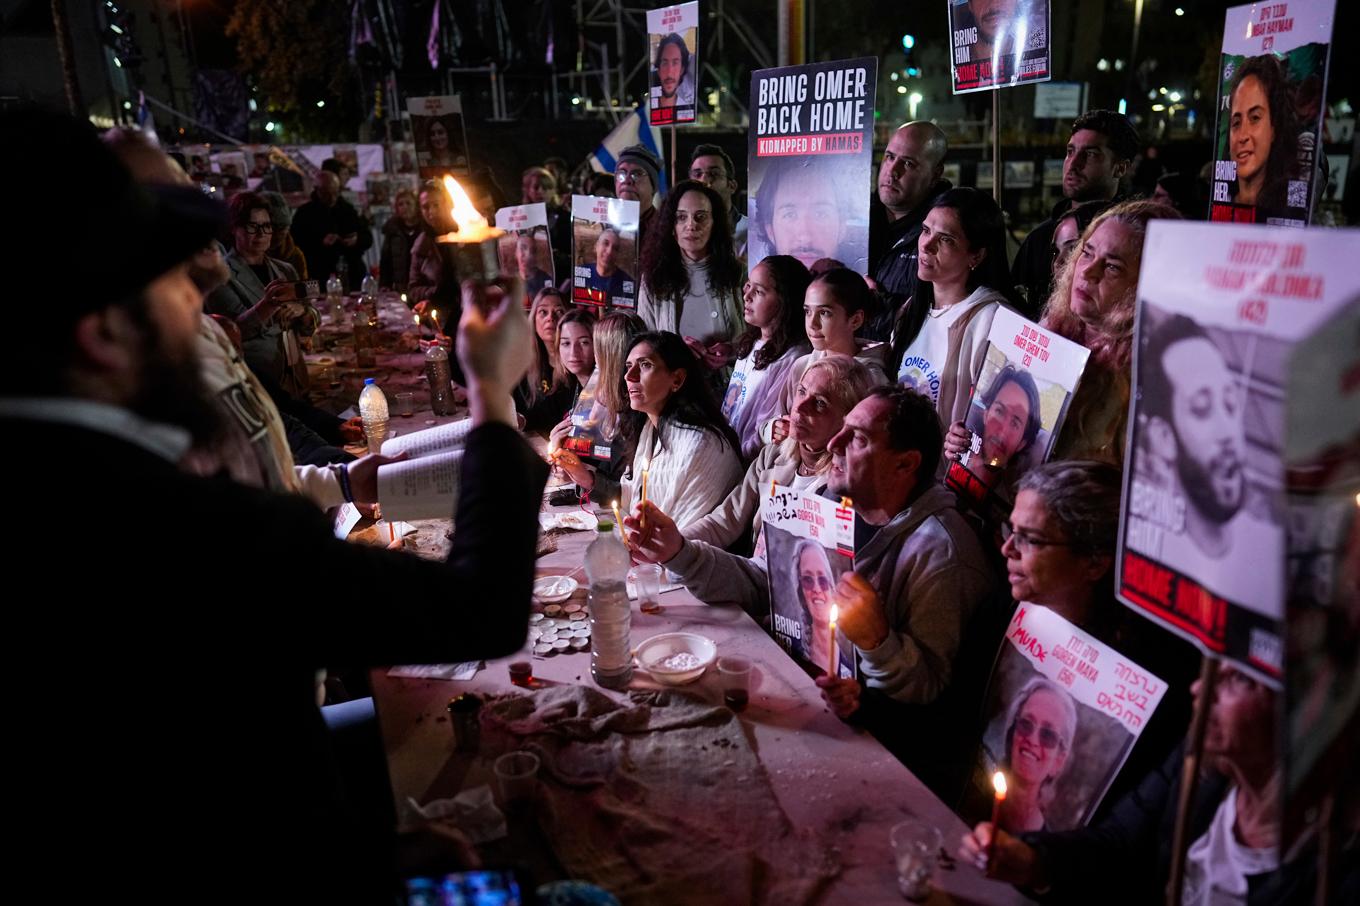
top-left (764, 267), bottom-right (889, 443)
top-left (514, 287), bottom-right (570, 434)
top-left (943, 200), bottom-right (1181, 469)
top-left (889, 187), bottom-right (1020, 428)
top-left (620, 331), bottom-right (744, 530)
top-left (685, 354), bottom-right (875, 554)
top-left (723, 254), bottom-right (812, 460)
top-left (637, 180), bottom-right (745, 383)
top-left (959, 665), bottom-right (1349, 905)
top-left (549, 311), bottom-right (646, 505)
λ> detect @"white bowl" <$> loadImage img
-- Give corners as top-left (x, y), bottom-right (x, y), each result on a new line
top-left (635, 632), bottom-right (717, 685)
top-left (533, 575), bottom-right (578, 603)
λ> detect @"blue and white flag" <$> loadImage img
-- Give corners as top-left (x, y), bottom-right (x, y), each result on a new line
top-left (589, 106), bottom-right (666, 188)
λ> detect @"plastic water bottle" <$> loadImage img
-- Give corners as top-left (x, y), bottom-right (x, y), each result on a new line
top-left (325, 272), bottom-right (345, 324)
top-left (358, 377), bottom-right (389, 454)
top-left (586, 521), bottom-right (633, 689)
top-left (424, 344), bottom-right (456, 415)
top-left (360, 270), bottom-right (380, 326)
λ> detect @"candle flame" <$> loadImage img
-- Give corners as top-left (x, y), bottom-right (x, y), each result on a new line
top-left (829, 604), bottom-right (838, 624)
top-left (992, 771), bottom-right (1007, 798)
top-left (442, 175), bottom-right (489, 234)
top-left (430, 309), bottom-right (439, 323)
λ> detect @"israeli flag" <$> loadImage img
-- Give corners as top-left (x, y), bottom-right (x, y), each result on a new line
top-left (589, 105), bottom-right (666, 190)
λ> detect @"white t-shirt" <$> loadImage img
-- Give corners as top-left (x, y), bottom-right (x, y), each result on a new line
top-left (1181, 789), bottom-right (1278, 906)
top-left (723, 339), bottom-right (771, 423)
top-left (895, 287), bottom-right (993, 408)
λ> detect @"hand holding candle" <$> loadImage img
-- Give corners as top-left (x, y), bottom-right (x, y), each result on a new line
top-left (987, 771), bottom-right (1007, 866)
top-left (827, 603), bottom-right (839, 677)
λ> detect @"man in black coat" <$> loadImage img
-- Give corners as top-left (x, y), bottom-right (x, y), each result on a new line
top-left (1010, 110), bottom-right (1137, 318)
top-left (291, 169), bottom-right (374, 287)
top-left (3, 109), bottom-right (545, 902)
top-left (864, 121), bottom-right (950, 342)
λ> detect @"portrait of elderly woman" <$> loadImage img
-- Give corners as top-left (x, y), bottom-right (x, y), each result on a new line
top-left (1225, 53), bottom-right (1300, 211)
top-left (997, 677), bottom-right (1078, 833)
top-left (781, 537), bottom-right (854, 676)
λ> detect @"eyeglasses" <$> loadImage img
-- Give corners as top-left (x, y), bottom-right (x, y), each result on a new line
top-left (242, 222), bottom-right (275, 235)
top-left (615, 169), bottom-right (649, 184)
top-left (1015, 715), bottom-right (1066, 750)
top-left (799, 573), bottom-right (832, 592)
top-left (689, 167), bottom-right (728, 182)
top-left (1000, 520), bottom-right (1073, 553)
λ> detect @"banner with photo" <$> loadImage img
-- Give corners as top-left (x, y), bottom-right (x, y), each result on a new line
top-left (960, 604), bottom-right (1169, 834)
top-left (1209, 0), bottom-right (1335, 226)
top-left (1116, 221), bottom-right (1357, 682)
top-left (407, 95), bottom-right (471, 178)
top-left (948, 0), bottom-right (1052, 94)
top-left (945, 309), bottom-right (1090, 509)
top-left (571, 195), bottom-right (641, 310)
top-left (646, 2), bottom-right (699, 126)
top-left (495, 203), bottom-right (555, 302)
top-left (762, 486), bottom-right (857, 680)
top-left (1281, 297), bottom-right (1360, 842)
top-left (747, 57), bottom-right (878, 275)
top-left (561, 372), bottom-right (617, 463)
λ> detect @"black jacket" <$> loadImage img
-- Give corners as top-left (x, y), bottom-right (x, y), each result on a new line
top-left (7, 415), bottom-right (546, 902)
top-left (1010, 196), bottom-right (1074, 321)
top-left (863, 181), bottom-right (952, 343)
top-left (291, 192), bottom-right (373, 286)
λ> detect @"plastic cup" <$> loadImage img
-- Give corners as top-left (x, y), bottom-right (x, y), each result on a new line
top-left (493, 751), bottom-right (540, 811)
top-left (634, 563), bottom-right (662, 614)
top-left (890, 819), bottom-right (941, 901)
top-left (716, 655), bottom-right (752, 711)
top-left (394, 391), bottom-right (415, 417)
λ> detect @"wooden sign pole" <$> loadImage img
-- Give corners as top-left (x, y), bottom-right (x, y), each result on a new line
top-left (1166, 655), bottom-right (1219, 906)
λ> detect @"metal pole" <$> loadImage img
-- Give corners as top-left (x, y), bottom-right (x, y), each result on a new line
top-left (991, 90), bottom-right (1001, 203)
top-left (1166, 656), bottom-right (1219, 906)
top-left (670, 123), bottom-right (677, 189)
top-left (51, 0), bottom-right (86, 118)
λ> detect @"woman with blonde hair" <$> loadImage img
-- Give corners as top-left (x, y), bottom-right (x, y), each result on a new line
top-left (514, 287), bottom-right (569, 433)
top-left (682, 354), bottom-right (874, 553)
top-left (551, 311), bottom-right (647, 503)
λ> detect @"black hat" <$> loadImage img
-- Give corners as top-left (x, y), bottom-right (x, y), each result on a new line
top-left (4, 108), bottom-right (226, 312)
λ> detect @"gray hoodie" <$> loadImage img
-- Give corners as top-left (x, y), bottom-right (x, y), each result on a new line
top-left (665, 482), bottom-right (996, 704)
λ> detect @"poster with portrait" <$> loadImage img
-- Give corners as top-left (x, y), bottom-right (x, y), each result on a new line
top-left (762, 486), bottom-right (857, 679)
top-left (561, 371), bottom-right (616, 463)
top-left (1281, 298), bottom-right (1360, 842)
top-left (960, 605), bottom-right (1169, 834)
top-left (646, 2), bottom-right (699, 126)
top-left (1116, 221), bottom-right (1357, 682)
top-left (944, 309), bottom-right (1090, 509)
top-left (1208, 1), bottom-right (1335, 226)
top-left (407, 95), bottom-right (471, 178)
top-left (948, 0), bottom-right (1051, 94)
top-left (747, 57), bottom-right (878, 275)
top-left (571, 195), bottom-right (640, 310)
top-left (495, 203), bottom-right (555, 302)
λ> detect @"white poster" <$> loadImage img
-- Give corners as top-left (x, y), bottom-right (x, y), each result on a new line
top-left (646, 2), bottom-right (700, 126)
top-left (571, 195), bottom-right (641, 310)
top-left (495, 203), bottom-right (555, 300)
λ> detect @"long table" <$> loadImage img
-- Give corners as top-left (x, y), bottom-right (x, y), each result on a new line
top-left (371, 498), bottom-right (1032, 905)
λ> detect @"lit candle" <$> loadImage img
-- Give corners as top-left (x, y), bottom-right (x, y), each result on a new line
top-left (436, 175), bottom-right (504, 281)
top-left (988, 771), bottom-right (1007, 865)
top-left (611, 500), bottom-right (625, 542)
top-left (827, 603), bottom-right (839, 676)
top-left (639, 469), bottom-right (649, 531)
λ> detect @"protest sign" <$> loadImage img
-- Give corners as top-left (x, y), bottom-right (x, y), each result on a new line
top-left (1117, 221), bottom-right (1357, 682)
top-left (762, 486), bottom-right (857, 679)
top-left (944, 308), bottom-right (1090, 509)
top-left (1209, 0), bottom-right (1335, 225)
top-left (646, 2), bottom-right (699, 126)
top-left (961, 604), bottom-right (1169, 834)
top-left (561, 372), bottom-right (616, 463)
top-left (747, 57), bottom-right (878, 275)
top-left (495, 203), bottom-right (555, 301)
top-left (571, 195), bottom-right (641, 310)
top-left (407, 95), bottom-right (471, 178)
top-left (948, 0), bottom-right (1051, 94)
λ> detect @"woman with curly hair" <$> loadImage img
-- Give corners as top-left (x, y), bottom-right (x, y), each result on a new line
top-left (1227, 54), bottom-right (1299, 211)
top-left (637, 180), bottom-right (746, 381)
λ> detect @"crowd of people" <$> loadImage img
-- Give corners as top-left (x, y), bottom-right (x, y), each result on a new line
top-left (9, 97), bottom-right (1353, 905)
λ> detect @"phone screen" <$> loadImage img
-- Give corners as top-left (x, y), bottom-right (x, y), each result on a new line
top-left (405, 869), bottom-right (524, 906)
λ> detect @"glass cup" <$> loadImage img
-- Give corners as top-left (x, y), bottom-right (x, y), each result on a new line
top-left (890, 819), bottom-right (942, 901)
top-left (493, 751), bottom-right (540, 812)
top-left (716, 655), bottom-right (752, 712)
top-left (318, 365), bottom-right (339, 389)
top-left (394, 391), bottom-right (415, 417)
top-left (634, 562), bottom-right (662, 614)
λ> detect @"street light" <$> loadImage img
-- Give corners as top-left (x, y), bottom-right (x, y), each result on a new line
top-left (908, 91), bottom-right (923, 119)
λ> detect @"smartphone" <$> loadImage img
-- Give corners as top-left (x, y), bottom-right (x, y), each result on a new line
top-left (404, 868), bottom-right (532, 906)
top-left (548, 487), bottom-right (581, 507)
top-left (275, 280), bottom-right (321, 302)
